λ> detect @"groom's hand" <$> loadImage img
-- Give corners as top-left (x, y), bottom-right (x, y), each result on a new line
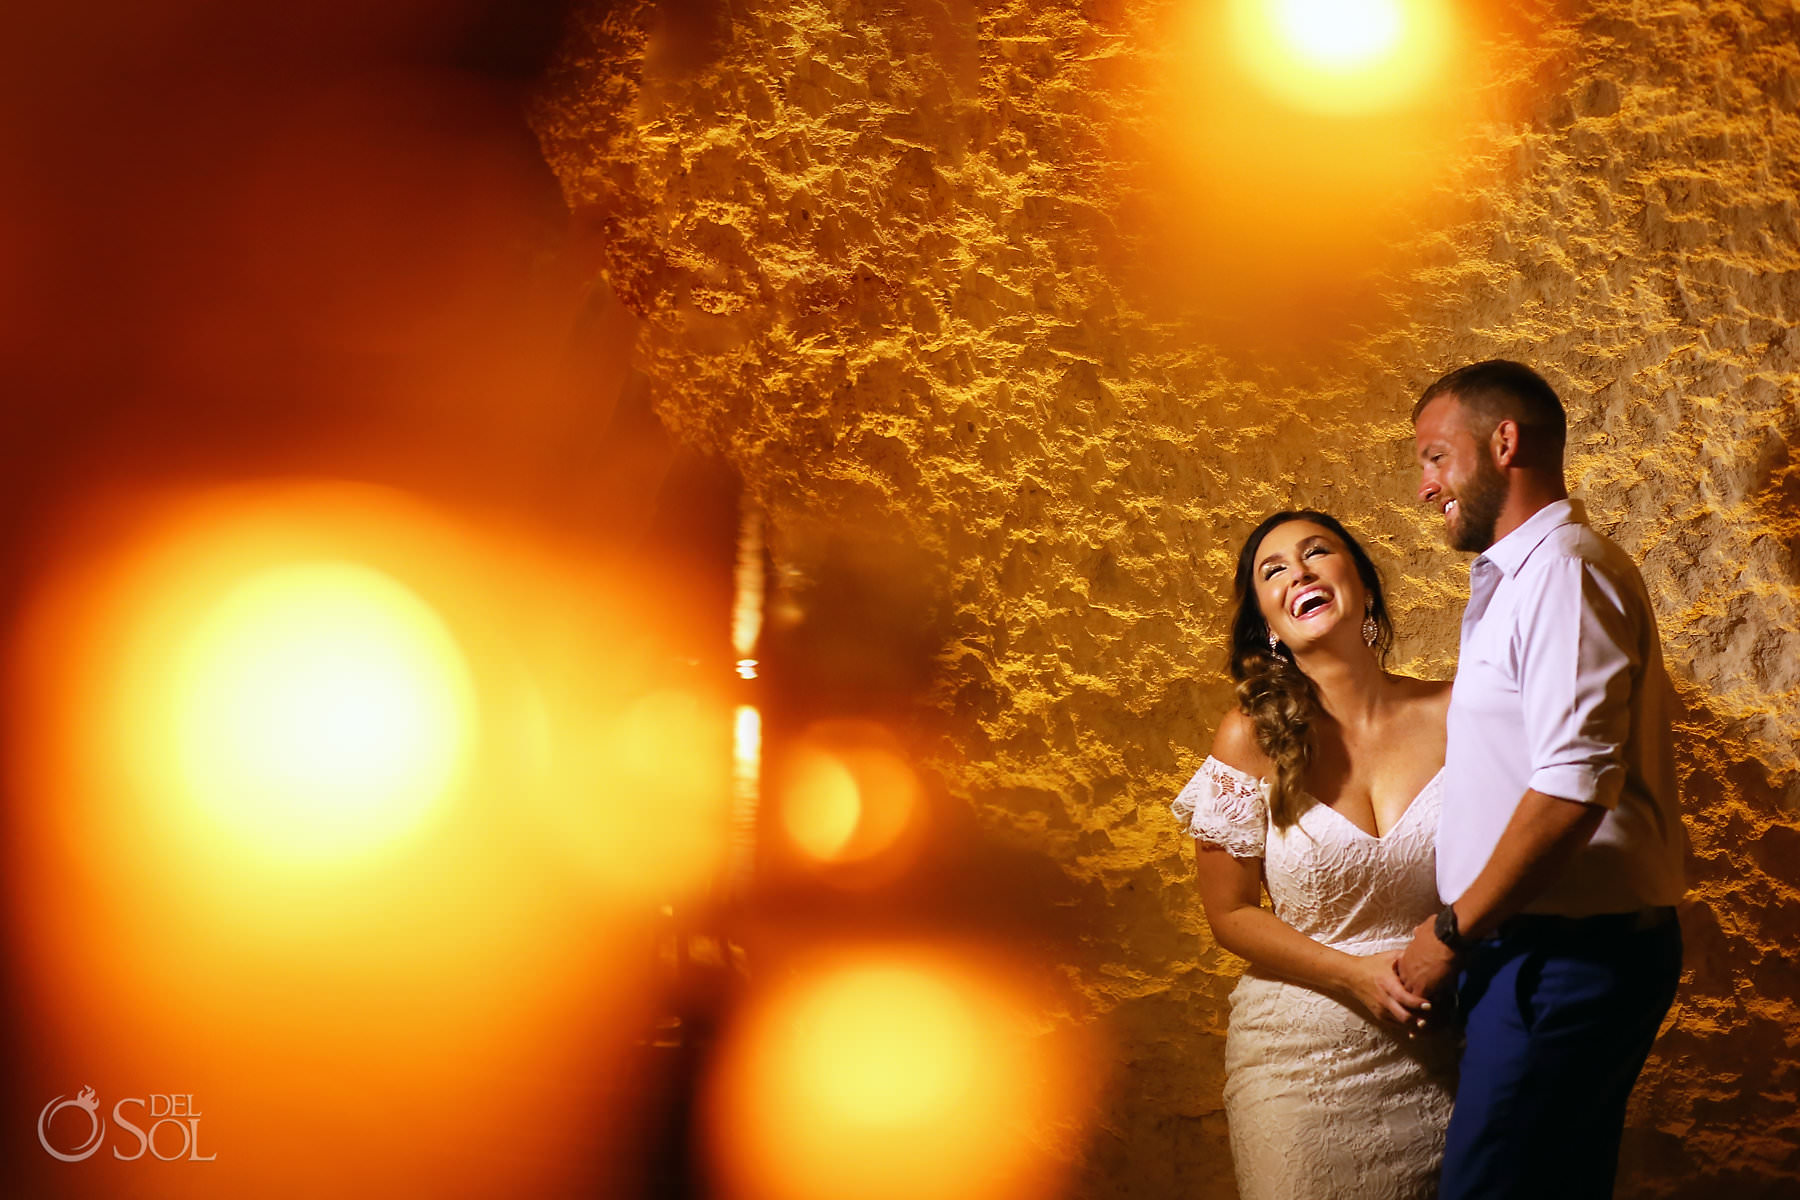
top-left (1398, 916), bottom-right (1457, 1000)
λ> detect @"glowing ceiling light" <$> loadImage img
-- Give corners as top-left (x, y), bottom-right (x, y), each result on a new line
top-left (1227, 0), bottom-right (1453, 116)
top-left (169, 562), bottom-right (474, 861)
top-left (1273, 0), bottom-right (1403, 68)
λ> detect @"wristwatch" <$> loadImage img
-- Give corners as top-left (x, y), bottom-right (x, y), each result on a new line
top-left (1434, 904), bottom-right (1477, 955)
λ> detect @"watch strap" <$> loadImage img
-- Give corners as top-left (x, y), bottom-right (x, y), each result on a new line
top-left (1434, 904), bottom-right (1475, 954)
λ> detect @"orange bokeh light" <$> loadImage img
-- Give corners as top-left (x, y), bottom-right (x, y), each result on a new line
top-left (1128, 0), bottom-right (1479, 331)
top-left (704, 948), bottom-right (1091, 1200)
top-left (530, 683), bottom-right (734, 902)
top-left (1227, 0), bottom-right (1454, 117)
top-left (3, 478), bottom-right (719, 1195)
top-left (775, 722), bottom-right (926, 877)
top-left (166, 560), bottom-right (475, 863)
top-left (780, 748), bottom-right (863, 861)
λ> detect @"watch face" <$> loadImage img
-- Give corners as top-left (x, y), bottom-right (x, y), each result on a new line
top-left (1435, 906), bottom-right (1460, 947)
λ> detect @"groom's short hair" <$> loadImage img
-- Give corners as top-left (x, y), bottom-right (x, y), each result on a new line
top-left (1413, 360), bottom-right (1567, 468)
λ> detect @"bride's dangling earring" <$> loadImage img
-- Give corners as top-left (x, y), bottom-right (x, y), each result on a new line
top-left (1267, 627), bottom-right (1280, 654)
top-left (1362, 602), bottom-right (1379, 648)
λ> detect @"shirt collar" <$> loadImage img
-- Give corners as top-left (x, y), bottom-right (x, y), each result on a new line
top-left (1474, 498), bottom-right (1585, 578)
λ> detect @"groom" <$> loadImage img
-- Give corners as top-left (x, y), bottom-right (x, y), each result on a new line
top-left (1397, 360), bottom-right (1687, 1199)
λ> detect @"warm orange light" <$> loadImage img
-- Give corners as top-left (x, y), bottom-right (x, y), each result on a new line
top-left (518, 680), bottom-right (734, 906)
top-left (732, 507), bottom-right (765, 661)
top-left (776, 723), bottom-right (925, 874)
top-left (781, 747), bottom-right (863, 861)
top-left (1227, 0), bottom-right (1452, 116)
top-left (730, 702), bottom-right (763, 887)
top-left (784, 964), bottom-right (983, 1124)
top-left (706, 949), bottom-right (1088, 1200)
top-left (1139, 0), bottom-right (1478, 330)
top-left (169, 561), bottom-right (473, 862)
top-left (587, 686), bottom-right (733, 898)
top-left (1273, 0), bottom-right (1403, 67)
top-left (6, 480), bottom-right (666, 1195)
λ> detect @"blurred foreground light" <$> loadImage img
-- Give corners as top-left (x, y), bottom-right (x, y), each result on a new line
top-left (705, 949), bottom-right (1090, 1200)
top-left (582, 686), bottom-right (733, 899)
top-left (1228, 0), bottom-right (1452, 115)
top-left (1140, 0), bottom-right (1475, 329)
top-left (6, 479), bottom-right (671, 1194)
top-left (521, 676), bottom-right (734, 907)
top-left (729, 703), bottom-right (763, 889)
top-left (1273, 0), bottom-right (1402, 66)
top-left (780, 749), bottom-right (862, 861)
top-left (776, 722), bottom-right (925, 879)
top-left (732, 507), bottom-right (765, 661)
top-left (171, 562), bottom-right (473, 861)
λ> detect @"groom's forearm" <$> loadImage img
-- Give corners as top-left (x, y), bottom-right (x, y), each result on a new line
top-left (1448, 788), bottom-right (1606, 938)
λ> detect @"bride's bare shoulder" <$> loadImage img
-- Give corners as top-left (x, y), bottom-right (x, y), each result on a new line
top-left (1388, 673), bottom-right (1452, 724)
top-left (1209, 707), bottom-right (1272, 777)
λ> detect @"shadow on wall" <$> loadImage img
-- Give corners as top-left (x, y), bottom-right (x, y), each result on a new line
top-left (1618, 682), bottom-right (1800, 1200)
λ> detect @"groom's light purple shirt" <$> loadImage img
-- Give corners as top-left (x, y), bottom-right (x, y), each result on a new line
top-left (1438, 499), bottom-right (1687, 916)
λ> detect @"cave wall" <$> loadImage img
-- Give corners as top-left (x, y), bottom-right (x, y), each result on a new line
top-left (531, 1), bottom-right (1800, 1195)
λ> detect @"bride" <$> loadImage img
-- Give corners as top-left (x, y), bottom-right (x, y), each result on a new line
top-left (1172, 510), bottom-right (1456, 1200)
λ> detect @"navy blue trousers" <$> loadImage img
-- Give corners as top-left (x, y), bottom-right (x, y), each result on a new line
top-left (1437, 910), bottom-right (1682, 1200)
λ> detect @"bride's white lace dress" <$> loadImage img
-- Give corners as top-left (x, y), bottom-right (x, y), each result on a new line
top-left (1173, 757), bottom-right (1456, 1200)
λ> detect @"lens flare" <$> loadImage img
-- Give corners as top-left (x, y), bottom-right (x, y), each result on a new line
top-left (730, 702), bottom-right (763, 887)
top-left (780, 747), bottom-right (863, 862)
top-left (775, 722), bottom-right (925, 877)
top-left (787, 964), bottom-right (983, 1125)
top-left (1272, 0), bottom-right (1403, 68)
top-left (706, 950), bottom-right (1088, 1200)
top-left (6, 480), bottom-right (664, 1196)
top-left (591, 687), bottom-right (732, 897)
top-left (520, 681), bottom-right (734, 904)
top-left (170, 562), bottom-right (474, 860)
top-left (1227, 0), bottom-right (1453, 116)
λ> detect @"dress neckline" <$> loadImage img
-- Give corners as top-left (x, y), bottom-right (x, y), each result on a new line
top-left (1304, 768), bottom-right (1443, 843)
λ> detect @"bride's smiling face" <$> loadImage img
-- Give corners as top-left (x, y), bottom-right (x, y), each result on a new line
top-left (1253, 519), bottom-right (1368, 652)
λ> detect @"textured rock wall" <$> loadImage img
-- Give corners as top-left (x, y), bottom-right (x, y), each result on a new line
top-left (532, 1), bottom-right (1800, 1195)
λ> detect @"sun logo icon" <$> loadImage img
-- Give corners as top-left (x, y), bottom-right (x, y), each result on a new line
top-left (38, 1086), bottom-right (106, 1162)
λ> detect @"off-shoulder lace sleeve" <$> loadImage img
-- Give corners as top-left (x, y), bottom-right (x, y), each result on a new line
top-left (1170, 756), bottom-right (1268, 859)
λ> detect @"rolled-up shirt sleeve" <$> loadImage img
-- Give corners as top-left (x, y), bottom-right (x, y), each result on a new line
top-left (1514, 553), bottom-right (1640, 809)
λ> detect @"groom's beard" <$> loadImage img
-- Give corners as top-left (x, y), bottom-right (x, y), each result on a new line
top-left (1450, 457), bottom-right (1507, 553)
